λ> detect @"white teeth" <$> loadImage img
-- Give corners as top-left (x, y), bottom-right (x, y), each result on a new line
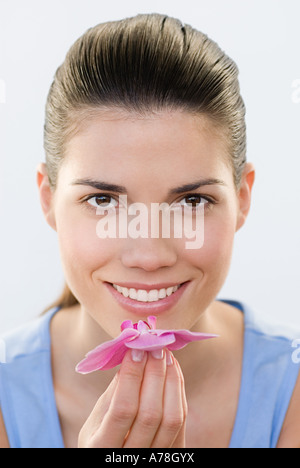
top-left (129, 288), bottom-right (137, 300)
top-left (137, 290), bottom-right (148, 302)
top-left (148, 290), bottom-right (159, 302)
top-left (112, 284), bottom-right (182, 302)
top-left (121, 287), bottom-right (129, 298)
top-left (158, 288), bottom-right (167, 299)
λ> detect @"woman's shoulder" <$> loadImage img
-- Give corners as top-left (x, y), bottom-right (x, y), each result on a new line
top-left (219, 298), bottom-right (299, 390)
top-left (221, 298), bottom-right (300, 350)
top-left (222, 299), bottom-right (300, 448)
top-left (0, 308), bottom-right (59, 365)
top-left (242, 301), bottom-right (300, 357)
top-left (246, 305), bottom-right (300, 448)
top-left (0, 307), bottom-right (63, 448)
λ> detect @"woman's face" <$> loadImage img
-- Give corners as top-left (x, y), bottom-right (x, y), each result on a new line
top-left (39, 109), bottom-right (254, 337)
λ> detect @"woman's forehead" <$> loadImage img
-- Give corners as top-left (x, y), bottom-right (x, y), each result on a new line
top-left (63, 109), bottom-right (231, 176)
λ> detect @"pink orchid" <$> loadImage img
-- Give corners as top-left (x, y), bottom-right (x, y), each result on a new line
top-left (76, 316), bottom-right (218, 373)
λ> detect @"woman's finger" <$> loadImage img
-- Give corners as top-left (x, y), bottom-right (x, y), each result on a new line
top-left (151, 353), bottom-right (186, 448)
top-left (123, 350), bottom-right (167, 448)
top-left (78, 370), bottom-right (119, 447)
top-left (170, 358), bottom-right (188, 448)
top-left (85, 349), bottom-right (147, 448)
top-left (78, 349), bottom-right (187, 449)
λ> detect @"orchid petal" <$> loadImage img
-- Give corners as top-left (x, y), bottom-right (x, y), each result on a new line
top-left (76, 328), bottom-right (139, 373)
top-left (76, 315), bottom-right (218, 373)
top-left (137, 320), bottom-right (150, 333)
top-left (125, 332), bottom-right (176, 351)
top-left (147, 316), bottom-right (157, 330)
top-left (155, 329), bottom-right (218, 351)
top-left (121, 319), bottom-right (134, 331)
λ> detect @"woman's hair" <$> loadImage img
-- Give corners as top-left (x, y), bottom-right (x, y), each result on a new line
top-left (42, 12), bottom-right (247, 313)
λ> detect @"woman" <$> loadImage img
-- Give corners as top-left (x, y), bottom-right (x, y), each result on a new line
top-left (0, 13), bottom-right (299, 448)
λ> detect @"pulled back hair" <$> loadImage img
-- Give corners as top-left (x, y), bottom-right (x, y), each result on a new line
top-left (43, 12), bottom-right (246, 313)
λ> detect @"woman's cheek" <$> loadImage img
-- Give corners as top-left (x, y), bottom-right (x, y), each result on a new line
top-left (187, 213), bottom-right (236, 279)
top-left (206, 216), bottom-right (236, 274)
top-left (56, 212), bottom-right (116, 291)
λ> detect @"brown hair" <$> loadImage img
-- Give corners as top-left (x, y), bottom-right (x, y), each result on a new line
top-left (42, 13), bottom-right (247, 313)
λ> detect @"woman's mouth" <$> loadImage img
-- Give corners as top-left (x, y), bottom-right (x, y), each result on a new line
top-left (104, 281), bottom-right (190, 315)
top-left (112, 283), bottom-right (181, 302)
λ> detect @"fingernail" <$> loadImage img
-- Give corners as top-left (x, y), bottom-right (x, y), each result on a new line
top-left (166, 350), bottom-right (173, 366)
top-left (151, 349), bottom-right (164, 360)
top-left (131, 349), bottom-right (145, 362)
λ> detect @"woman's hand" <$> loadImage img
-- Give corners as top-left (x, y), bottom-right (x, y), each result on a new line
top-left (78, 349), bottom-right (187, 448)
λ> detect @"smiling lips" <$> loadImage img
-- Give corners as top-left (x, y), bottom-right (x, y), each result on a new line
top-left (105, 281), bottom-right (189, 315)
top-left (112, 283), bottom-right (181, 302)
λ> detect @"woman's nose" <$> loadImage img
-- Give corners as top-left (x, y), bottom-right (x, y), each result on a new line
top-left (120, 237), bottom-right (178, 272)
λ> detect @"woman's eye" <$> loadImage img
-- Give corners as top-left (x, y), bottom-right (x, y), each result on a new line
top-left (179, 195), bottom-right (208, 209)
top-left (86, 195), bottom-right (118, 209)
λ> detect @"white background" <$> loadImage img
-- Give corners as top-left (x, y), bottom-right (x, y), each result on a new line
top-left (0, 0), bottom-right (299, 333)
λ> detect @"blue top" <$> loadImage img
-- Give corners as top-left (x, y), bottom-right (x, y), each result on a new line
top-left (0, 300), bottom-right (299, 448)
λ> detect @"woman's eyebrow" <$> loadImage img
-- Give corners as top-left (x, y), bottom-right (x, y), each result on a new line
top-left (70, 177), bottom-right (226, 194)
top-left (70, 178), bottom-right (127, 193)
top-left (168, 178), bottom-right (226, 194)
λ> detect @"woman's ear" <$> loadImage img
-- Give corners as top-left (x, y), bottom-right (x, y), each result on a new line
top-left (236, 162), bottom-right (255, 232)
top-left (36, 163), bottom-right (57, 231)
